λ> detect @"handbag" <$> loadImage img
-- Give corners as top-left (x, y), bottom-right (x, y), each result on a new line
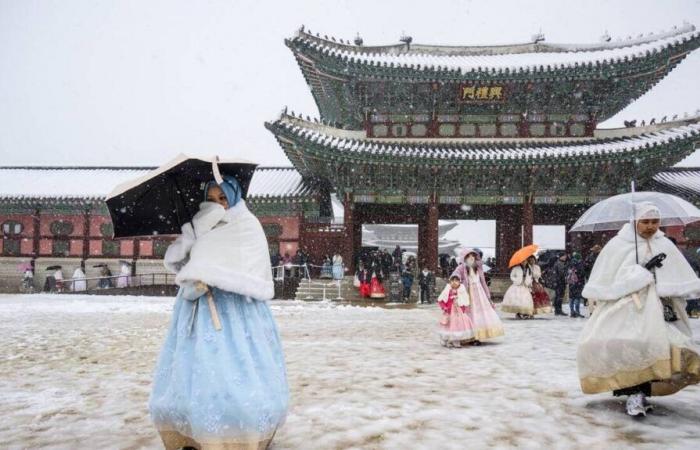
top-left (662, 301), bottom-right (678, 322)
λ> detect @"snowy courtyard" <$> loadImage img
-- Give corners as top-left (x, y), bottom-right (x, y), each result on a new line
top-left (1, 294), bottom-right (699, 450)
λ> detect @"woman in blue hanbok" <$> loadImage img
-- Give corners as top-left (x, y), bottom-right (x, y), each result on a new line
top-left (320, 255), bottom-right (333, 279)
top-left (149, 175), bottom-right (289, 450)
top-left (332, 253), bottom-right (344, 280)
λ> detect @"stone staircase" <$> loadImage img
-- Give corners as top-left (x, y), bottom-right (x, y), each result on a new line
top-left (293, 278), bottom-right (347, 301)
top-left (294, 276), bottom-right (448, 303)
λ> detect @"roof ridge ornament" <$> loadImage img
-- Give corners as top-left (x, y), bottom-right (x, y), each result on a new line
top-left (354, 32), bottom-right (363, 46)
top-left (400, 32), bottom-right (413, 50)
top-left (532, 29), bottom-right (545, 44)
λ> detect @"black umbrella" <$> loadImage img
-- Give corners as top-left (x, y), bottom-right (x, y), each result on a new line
top-left (93, 263), bottom-right (108, 268)
top-left (106, 154), bottom-right (257, 238)
top-left (46, 265), bottom-right (62, 271)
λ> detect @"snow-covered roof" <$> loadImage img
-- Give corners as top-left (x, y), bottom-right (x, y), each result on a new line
top-left (247, 167), bottom-right (316, 199)
top-left (0, 166), bottom-right (315, 201)
top-left (268, 114), bottom-right (700, 163)
top-left (290, 24), bottom-right (700, 73)
top-left (651, 168), bottom-right (700, 198)
top-left (0, 167), bottom-right (151, 200)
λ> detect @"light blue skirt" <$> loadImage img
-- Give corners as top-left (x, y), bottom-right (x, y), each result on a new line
top-left (332, 263), bottom-right (344, 280)
top-left (149, 288), bottom-right (289, 448)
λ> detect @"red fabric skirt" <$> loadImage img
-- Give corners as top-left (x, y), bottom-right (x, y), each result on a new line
top-left (359, 282), bottom-right (370, 298)
top-left (369, 278), bottom-right (385, 298)
top-left (532, 282), bottom-right (551, 310)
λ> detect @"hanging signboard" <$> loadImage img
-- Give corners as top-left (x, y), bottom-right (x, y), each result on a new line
top-left (458, 84), bottom-right (507, 103)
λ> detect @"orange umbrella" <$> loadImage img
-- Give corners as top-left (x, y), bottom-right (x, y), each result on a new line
top-left (508, 244), bottom-right (539, 268)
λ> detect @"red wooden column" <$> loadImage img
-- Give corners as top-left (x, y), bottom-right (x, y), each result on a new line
top-left (352, 221), bottom-right (362, 273)
top-left (495, 205), bottom-right (523, 274)
top-left (32, 207), bottom-right (41, 258)
top-left (82, 207), bottom-right (91, 262)
top-left (424, 196), bottom-right (439, 272)
top-left (343, 193), bottom-right (356, 274)
top-left (522, 194), bottom-right (534, 246)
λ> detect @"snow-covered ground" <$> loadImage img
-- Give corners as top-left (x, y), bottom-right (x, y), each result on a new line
top-left (1, 295), bottom-right (699, 450)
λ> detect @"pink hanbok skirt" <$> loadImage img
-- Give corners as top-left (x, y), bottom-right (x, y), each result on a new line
top-left (438, 303), bottom-right (475, 344)
top-left (467, 279), bottom-right (504, 341)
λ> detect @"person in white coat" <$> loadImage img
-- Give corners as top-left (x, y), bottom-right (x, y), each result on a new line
top-left (71, 267), bottom-right (87, 292)
top-left (577, 202), bottom-right (700, 416)
top-left (501, 261), bottom-right (535, 318)
top-left (116, 261), bottom-right (131, 288)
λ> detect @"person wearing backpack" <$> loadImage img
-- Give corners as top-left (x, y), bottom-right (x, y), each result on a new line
top-left (552, 252), bottom-right (569, 316)
top-left (567, 253), bottom-right (585, 317)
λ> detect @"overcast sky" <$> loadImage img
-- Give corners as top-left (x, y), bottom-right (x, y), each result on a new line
top-left (1, 0), bottom-right (699, 167)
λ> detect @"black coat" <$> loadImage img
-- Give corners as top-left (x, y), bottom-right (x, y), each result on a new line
top-left (553, 260), bottom-right (569, 290)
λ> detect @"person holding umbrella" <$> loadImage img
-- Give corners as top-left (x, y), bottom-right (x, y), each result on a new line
top-left (502, 245), bottom-right (538, 319)
top-left (577, 201), bottom-right (700, 416)
top-left (452, 248), bottom-right (504, 343)
top-left (122, 159), bottom-right (289, 449)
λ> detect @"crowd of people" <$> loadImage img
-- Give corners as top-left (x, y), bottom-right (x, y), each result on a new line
top-left (269, 248), bottom-right (346, 281)
top-left (353, 246), bottom-right (438, 302)
top-left (50, 167), bottom-right (700, 449)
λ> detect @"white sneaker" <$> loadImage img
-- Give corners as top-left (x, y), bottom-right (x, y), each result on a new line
top-left (626, 393), bottom-right (647, 417)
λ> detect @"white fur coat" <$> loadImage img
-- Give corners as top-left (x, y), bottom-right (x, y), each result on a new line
top-left (583, 223), bottom-right (700, 301)
top-left (437, 284), bottom-right (470, 307)
top-left (164, 200), bottom-right (274, 300)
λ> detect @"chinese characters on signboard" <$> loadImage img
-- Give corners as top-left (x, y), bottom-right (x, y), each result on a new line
top-left (459, 84), bottom-right (505, 102)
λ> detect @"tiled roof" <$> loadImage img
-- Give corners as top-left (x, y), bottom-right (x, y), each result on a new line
top-left (0, 166), bottom-right (316, 201)
top-left (651, 168), bottom-right (700, 198)
top-left (0, 167), bottom-right (151, 200)
top-left (289, 24), bottom-right (699, 73)
top-left (247, 167), bottom-right (316, 199)
top-left (267, 114), bottom-right (700, 163)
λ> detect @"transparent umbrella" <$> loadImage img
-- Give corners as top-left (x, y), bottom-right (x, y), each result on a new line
top-left (570, 191), bottom-right (700, 264)
top-left (570, 191), bottom-right (700, 233)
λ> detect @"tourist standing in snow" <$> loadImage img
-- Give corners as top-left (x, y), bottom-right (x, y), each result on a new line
top-left (401, 266), bottom-right (414, 302)
top-left (320, 254), bottom-right (333, 279)
top-left (71, 266), bottom-right (87, 292)
top-left (528, 255), bottom-right (552, 315)
top-left (369, 264), bottom-right (386, 299)
top-left (149, 175), bottom-right (288, 449)
top-left (21, 267), bottom-right (34, 292)
top-left (356, 264), bottom-right (371, 298)
top-left (53, 267), bottom-right (64, 292)
top-left (452, 248), bottom-right (504, 342)
top-left (501, 260), bottom-right (535, 318)
top-left (418, 267), bottom-right (434, 304)
top-left (116, 261), bottom-right (131, 288)
top-left (332, 252), bottom-right (344, 280)
top-left (567, 253), bottom-right (585, 317)
top-left (552, 253), bottom-right (569, 316)
top-left (437, 275), bottom-right (475, 347)
top-left (577, 202), bottom-right (700, 416)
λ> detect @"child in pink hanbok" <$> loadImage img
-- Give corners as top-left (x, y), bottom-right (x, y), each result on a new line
top-left (452, 248), bottom-right (504, 343)
top-left (437, 275), bottom-right (475, 347)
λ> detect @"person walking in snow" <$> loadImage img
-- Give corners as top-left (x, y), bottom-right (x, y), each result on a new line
top-left (577, 202), bottom-right (700, 416)
top-left (528, 255), bottom-right (552, 315)
top-left (437, 275), bottom-right (475, 347)
top-left (501, 260), bottom-right (535, 319)
top-left (552, 253), bottom-right (569, 316)
top-left (418, 266), bottom-right (434, 304)
top-left (332, 252), bottom-right (344, 280)
top-left (567, 253), bottom-right (585, 317)
top-left (452, 248), bottom-right (504, 343)
top-left (149, 175), bottom-right (288, 449)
